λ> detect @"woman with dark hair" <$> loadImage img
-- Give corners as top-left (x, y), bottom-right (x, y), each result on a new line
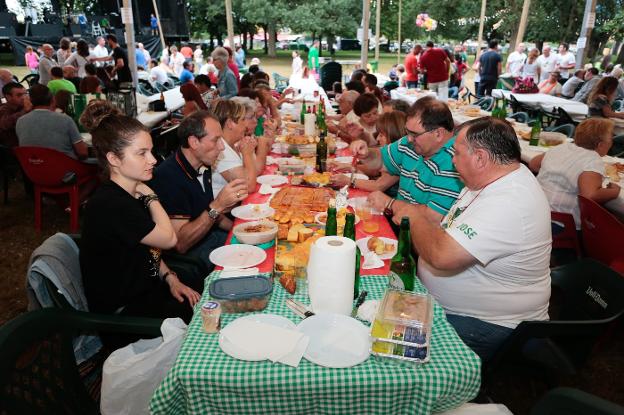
top-left (587, 76), bottom-right (624, 119)
top-left (80, 63), bottom-right (102, 93)
top-left (339, 92), bottom-right (380, 145)
top-left (57, 37), bottom-right (72, 66)
top-left (240, 73), bottom-right (254, 90)
top-left (96, 66), bottom-right (115, 93)
top-left (180, 82), bottom-right (208, 116)
top-left (79, 100), bottom-right (201, 348)
top-left (65, 39), bottom-right (90, 77)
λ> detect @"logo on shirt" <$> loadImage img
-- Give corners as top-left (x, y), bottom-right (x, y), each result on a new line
top-left (457, 223), bottom-right (478, 240)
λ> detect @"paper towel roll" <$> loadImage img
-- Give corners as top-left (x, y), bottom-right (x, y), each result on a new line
top-left (307, 236), bottom-right (356, 315)
top-left (304, 113), bottom-right (317, 137)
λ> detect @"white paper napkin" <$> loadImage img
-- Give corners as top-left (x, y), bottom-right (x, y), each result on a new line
top-left (219, 267), bottom-right (259, 278)
top-left (259, 183), bottom-right (279, 195)
top-left (362, 252), bottom-right (384, 269)
top-left (357, 300), bottom-right (380, 323)
top-left (222, 319), bottom-right (309, 367)
top-left (266, 156), bottom-right (279, 165)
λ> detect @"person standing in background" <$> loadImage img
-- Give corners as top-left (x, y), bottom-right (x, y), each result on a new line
top-left (308, 41), bottom-right (320, 74)
top-left (478, 40), bottom-right (502, 97)
top-left (404, 44), bottom-right (422, 89)
top-left (536, 45), bottom-right (557, 83)
top-left (92, 36), bottom-right (109, 68)
top-left (38, 44), bottom-right (59, 86)
top-left (24, 46), bottom-right (40, 74)
top-left (234, 44), bottom-right (245, 69)
top-left (150, 13), bottom-right (158, 36)
top-left (506, 43), bottom-right (526, 78)
top-left (555, 43), bottom-right (576, 84)
top-left (419, 41), bottom-right (450, 101)
top-left (291, 51), bottom-right (303, 77)
top-left (194, 45), bottom-right (204, 68)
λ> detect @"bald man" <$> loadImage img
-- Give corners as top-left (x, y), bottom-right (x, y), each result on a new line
top-left (0, 69), bottom-right (14, 99)
top-left (327, 90), bottom-right (359, 135)
top-left (38, 44), bottom-right (59, 86)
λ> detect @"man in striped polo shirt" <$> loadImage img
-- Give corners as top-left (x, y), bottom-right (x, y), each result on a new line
top-left (351, 97), bottom-right (463, 222)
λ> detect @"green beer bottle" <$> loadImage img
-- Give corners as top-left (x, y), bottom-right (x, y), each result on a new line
top-left (325, 198), bottom-right (337, 236)
top-left (254, 116), bottom-right (265, 137)
top-left (316, 131), bottom-right (327, 173)
top-left (529, 113), bottom-right (542, 146)
top-left (343, 212), bottom-right (361, 299)
top-left (388, 217), bottom-right (416, 291)
top-left (499, 99), bottom-right (508, 119)
top-left (491, 100), bottom-right (500, 118)
top-left (300, 100), bottom-right (307, 124)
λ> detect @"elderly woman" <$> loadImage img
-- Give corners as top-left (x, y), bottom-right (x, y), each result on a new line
top-left (64, 39), bottom-right (91, 77)
top-left (211, 100), bottom-right (258, 196)
top-left (538, 70), bottom-right (562, 96)
top-left (231, 95), bottom-right (272, 172)
top-left (587, 76), bottom-right (624, 119)
top-left (529, 118), bottom-right (620, 230)
top-left (330, 110), bottom-right (405, 193)
top-left (211, 47), bottom-right (238, 99)
top-left (338, 92), bottom-right (380, 145)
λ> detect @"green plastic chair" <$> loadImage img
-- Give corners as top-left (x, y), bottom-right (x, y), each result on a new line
top-left (607, 135), bottom-right (624, 157)
top-left (475, 96), bottom-right (495, 111)
top-left (272, 72), bottom-right (290, 93)
top-left (509, 111), bottom-right (530, 124)
top-left (531, 387), bottom-right (624, 415)
top-left (0, 308), bottom-right (162, 414)
top-left (544, 123), bottom-right (575, 138)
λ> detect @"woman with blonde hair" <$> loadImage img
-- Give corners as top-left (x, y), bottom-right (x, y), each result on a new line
top-left (24, 45), bottom-right (39, 73)
top-left (520, 48), bottom-right (540, 81)
top-left (78, 100), bottom-right (201, 348)
top-left (530, 117), bottom-right (620, 230)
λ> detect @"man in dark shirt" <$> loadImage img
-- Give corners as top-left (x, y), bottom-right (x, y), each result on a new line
top-left (91, 34), bottom-right (132, 85)
top-left (150, 110), bottom-right (249, 270)
top-left (0, 82), bottom-right (32, 147)
top-left (478, 40), bottom-right (502, 97)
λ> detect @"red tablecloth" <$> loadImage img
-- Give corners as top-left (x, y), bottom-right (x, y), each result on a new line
top-left (220, 149), bottom-right (396, 276)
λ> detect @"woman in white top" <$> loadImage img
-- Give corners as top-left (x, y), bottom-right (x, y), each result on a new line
top-left (56, 37), bottom-right (72, 67)
top-left (291, 51), bottom-right (303, 77)
top-left (210, 100), bottom-right (260, 197)
top-left (338, 92), bottom-right (380, 145)
top-left (520, 48), bottom-right (540, 81)
top-left (64, 39), bottom-right (91, 78)
top-left (529, 118), bottom-right (620, 229)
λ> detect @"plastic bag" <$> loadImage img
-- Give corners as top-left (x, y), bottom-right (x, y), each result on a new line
top-left (100, 318), bottom-right (187, 415)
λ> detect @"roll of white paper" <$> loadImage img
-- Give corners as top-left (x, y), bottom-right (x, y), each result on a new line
top-left (307, 236), bottom-right (356, 315)
top-left (304, 113), bottom-right (317, 137)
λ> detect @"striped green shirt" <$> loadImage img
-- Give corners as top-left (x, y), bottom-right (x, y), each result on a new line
top-left (381, 135), bottom-right (464, 215)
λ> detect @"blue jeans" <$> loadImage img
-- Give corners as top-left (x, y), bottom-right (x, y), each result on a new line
top-left (406, 81), bottom-right (419, 89)
top-left (187, 228), bottom-right (229, 272)
top-left (446, 314), bottom-right (513, 362)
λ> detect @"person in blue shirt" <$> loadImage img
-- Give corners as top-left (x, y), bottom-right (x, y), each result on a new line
top-left (179, 61), bottom-right (195, 84)
top-left (150, 14), bottom-right (158, 36)
top-left (135, 46), bottom-right (147, 68)
top-left (78, 13), bottom-right (87, 34)
top-left (234, 44), bottom-right (245, 69)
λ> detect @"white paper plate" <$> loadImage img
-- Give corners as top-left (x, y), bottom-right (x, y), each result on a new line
top-left (334, 156), bottom-right (354, 164)
top-left (209, 244), bottom-right (267, 269)
top-left (340, 173), bottom-right (369, 181)
top-left (231, 204), bottom-right (275, 221)
top-left (257, 174), bottom-right (289, 186)
top-left (219, 314), bottom-right (296, 361)
top-left (297, 313), bottom-right (370, 368)
top-left (335, 141), bottom-right (348, 150)
top-left (356, 236), bottom-right (398, 260)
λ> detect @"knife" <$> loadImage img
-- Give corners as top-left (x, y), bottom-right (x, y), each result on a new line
top-left (286, 298), bottom-right (315, 319)
top-left (351, 291), bottom-right (368, 318)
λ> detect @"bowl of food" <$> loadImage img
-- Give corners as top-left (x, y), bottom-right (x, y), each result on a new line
top-left (539, 131), bottom-right (567, 147)
top-left (233, 220), bottom-right (278, 245)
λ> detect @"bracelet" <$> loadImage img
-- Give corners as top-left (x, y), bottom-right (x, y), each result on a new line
top-left (139, 193), bottom-right (159, 209)
top-left (160, 270), bottom-right (176, 282)
top-left (383, 198), bottom-right (395, 216)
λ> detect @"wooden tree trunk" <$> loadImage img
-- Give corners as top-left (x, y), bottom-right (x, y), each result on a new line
top-left (268, 24), bottom-right (277, 58)
top-left (249, 31), bottom-right (254, 50)
top-left (328, 34), bottom-right (336, 57)
top-left (242, 32), bottom-right (247, 50)
top-left (263, 25), bottom-right (268, 54)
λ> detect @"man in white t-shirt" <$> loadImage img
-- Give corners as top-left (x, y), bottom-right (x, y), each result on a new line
top-left (92, 36), bottom-right (109, 68)
top-left (391, 117), bottom-right (552, 361)
top-left (149, 59), bottom-right (168, 86)
top-left (536, 45), bottom-right (557, 83)
top-left (555, 43), bottom-right (576, 81)
top-left (506, 43), bottom-right (526, 77)
top-left (170, 46), bottom-right (186, 77)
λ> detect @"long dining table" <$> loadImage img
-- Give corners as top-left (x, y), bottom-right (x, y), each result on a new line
top-left (149, 136), bottom-right (481, 414)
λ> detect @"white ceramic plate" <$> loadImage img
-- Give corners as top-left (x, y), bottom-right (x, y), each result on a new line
top-left (297, 313), bottom-right (370, 368)
top-left (334, 156), bottom-right (354, 164)
top-left (314, 212), bottom-right (360, 225)
top-left (257, 174), bottom-right (289, 186)
top-left (356, 236), bottom-right (398, 260)
top-left (219, 314), bottom-right (296, 361)
top-left (335, 141), bottom-right (348, 150)
top-left (340, 173), bottom-right (369, 181)
top-left (231, 204), bottom-right (275, 221)
top-left (209, 244), bottom-right (267, 269)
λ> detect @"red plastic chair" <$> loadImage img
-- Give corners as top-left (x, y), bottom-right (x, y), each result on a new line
top-left (578, 195), bottom-right (624, 274)
top-left (551, 211), bottom-right (581, 257)
top-left (13, 147), bottom-right (98, 232)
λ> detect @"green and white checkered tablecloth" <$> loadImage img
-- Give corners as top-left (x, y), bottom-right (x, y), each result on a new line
top-left (150, 273), bottom-right (481, 415)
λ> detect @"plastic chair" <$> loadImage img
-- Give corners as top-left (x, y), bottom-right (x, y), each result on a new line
top-left (578, 195), bottom-right (624, 274)
top-left (319, 61), bottom-right (343, 93)
top-left (475, 96), bottom-right (495, 111)
top-left (612, 99), bottom-right (623, 112)
top-left (13, 147), bottom-right (98, 233)
top-left (531, 387), bottom-right (624, 415)
top-left (556, 107), bottom-right (579, 126)
top-left (19, 73), bottom-right (39, 88)
top-left (551, 211), bottom-right (581, 257)
top-left (508, 111), bottom-right (530, 123)
top-left (460, 88), bottom-right (478, 104)
top-left (272, 72), bottom-right (290, 94)
top-left (608, 135), bottom-right (624, 157)
top-left (544, 123), bottom-right (575, 138)
top-left (0, 308), bottom-right (162, 415)
top-left (484, 258), bottom-right (624, 386)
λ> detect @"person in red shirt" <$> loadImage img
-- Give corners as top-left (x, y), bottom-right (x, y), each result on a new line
top-left (418, 41), bottom-right (450, 101)
top-left (223, 46), bottom-right (240, 88)
top-left (180, 44), bottom-right (193, 59)
top-left (404, 44), bottom-right (422, 89)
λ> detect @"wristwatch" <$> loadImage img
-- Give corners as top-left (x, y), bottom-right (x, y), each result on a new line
top-left (207, 207), bottom-right (220, 220)
top-left (383, 199), bottom-right (395, 216)
top-left (139, 193), bottom-right (159, 209)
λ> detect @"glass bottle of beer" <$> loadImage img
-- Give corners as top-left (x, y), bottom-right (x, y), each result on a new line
top-left (325, 198), bottom-right (337, 236)
top-left (499, 99), bottom-right (508, 119)
top-left (343, 212), bottom-right (361, 299)
top-left (491, 100), bottom-right (500, 118)
top-left (254, 116), bottom-right (265, 137)
top-left (388, 217), bottom-right (416, 291)
top-left (529, 113), bottom-right (542, 146)
top-left (300, 100), bottom-right (307, 124)
top-left (316, 131), bottom-right (327, 173)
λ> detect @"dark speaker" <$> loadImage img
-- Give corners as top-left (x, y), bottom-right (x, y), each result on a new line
top-left (31, 24), bottom-right (63, 37)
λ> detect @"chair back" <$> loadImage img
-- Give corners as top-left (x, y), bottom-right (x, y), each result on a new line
top-left (271, 72), bottom-right (290, 93)
top-left (476, 96), bottom-right (494, 111)
top-left (556, 107), bottom-right (578, 126)
top-left (578, 195), bottom-right (624, 274)
top-left (551, 211), bottom-right (580, 256)
top-left (608, 135), bottom-right (624, 157)
top-left (612, 99), bottom-right (623, 112)
top-left (531, 387), bottom-right (624, 415)
top-left (546, 123), bottom-right (575, 138)
top-left (320, 61), bottom-right (343, 92)
top-left (19, 73), bottom-right (39, 88)
top-left (509, 111), bottom-right (529, 123)
top-left (13, 147), bottom-right (94, 188)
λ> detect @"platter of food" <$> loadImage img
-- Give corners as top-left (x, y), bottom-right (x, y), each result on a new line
top-left (356, 236), bottom-right (398, 260)
top-left (291, 172), bottom-right (331, 187)
top-left (605, 162), bottom-right (624, 182)
top-left (269, 187), bottom-right (335, 213)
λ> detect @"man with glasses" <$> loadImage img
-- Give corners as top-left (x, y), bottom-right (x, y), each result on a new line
top-left (350, 97), bottom-right (463, 221)
top-left (149, 111), bottom-right (248, 271)
top-left (0, 82), bottom-right (32, 147)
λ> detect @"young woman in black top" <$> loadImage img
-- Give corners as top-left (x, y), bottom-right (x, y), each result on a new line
top-left (79, 101), bottom-right (201, 338)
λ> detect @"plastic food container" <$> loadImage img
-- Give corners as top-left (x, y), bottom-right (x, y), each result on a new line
top-left (277, 158), bottom-right (306, 174)
top-left (209, 276), bottom-right (273, 313)
top-left (370, 288), bottom-right (434, 363)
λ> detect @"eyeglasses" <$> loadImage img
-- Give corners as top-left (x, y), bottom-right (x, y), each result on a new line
top-left (406, 127), bottom-right (435, 140)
